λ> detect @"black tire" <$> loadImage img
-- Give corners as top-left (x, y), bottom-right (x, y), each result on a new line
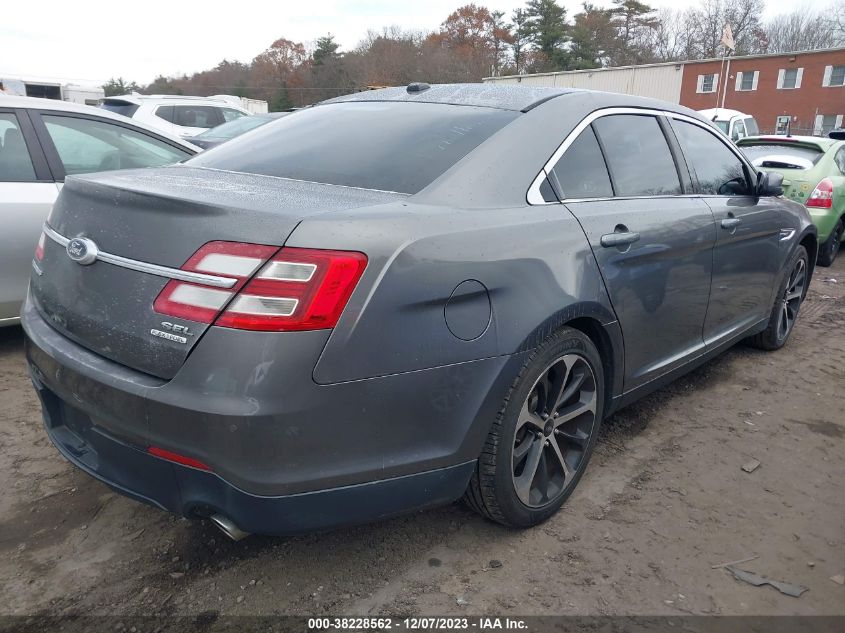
top-left (817, 219), bottom-right (843, 267)
top-left (748, 245), bottom-right (808, 351)
top-left (464, 327), bottom-right (605, 528)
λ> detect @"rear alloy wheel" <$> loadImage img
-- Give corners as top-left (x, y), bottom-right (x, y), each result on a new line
top-left (817, 219), bottom-right (843, 267)
top-left (749, 245), bottom-right (808, 351)
top-left (464, 327), bottom-right (604, 528)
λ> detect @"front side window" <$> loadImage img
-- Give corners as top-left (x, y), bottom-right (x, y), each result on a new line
top-left (732, 119), bottom-right (746, 142)
top-left (188, 102), bottom-right (517, 194)
top-left (42, 115), bottom-right (192, 176)
top-left (744, 117), bottom-right (759, 135)
top-left (673, 120), bottom-right (750, 196)
top-left (550, 126), bottom-right (613, 200)
top-left (592, 115), bottom-right (682, 197)
top-left (0, 113), bottom-right (37, 182)
top-left (174, 106), bottom-right (220, 128)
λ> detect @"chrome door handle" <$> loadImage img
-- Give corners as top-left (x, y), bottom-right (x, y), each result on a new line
top-left (721, 217), bottom-right (742, 229)
top-left (600, 232), bottom-right (640, 248)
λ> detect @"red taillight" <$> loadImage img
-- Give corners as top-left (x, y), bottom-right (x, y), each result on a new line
top-left (147, 446), bottom-right (212, 471)
top-left (153, 242), bottom-right (368, 332)
top-left (215, 248), bottom-right (368, 331)
top-left (153, 241), bottom-right (279, 324)
top-left (34, 232), bottom-right (45, 262)
top-left (807, 178), bottom-right (834, 209)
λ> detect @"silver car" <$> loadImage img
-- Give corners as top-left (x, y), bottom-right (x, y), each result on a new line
top-left (0, 96), bottom-right (198, 325)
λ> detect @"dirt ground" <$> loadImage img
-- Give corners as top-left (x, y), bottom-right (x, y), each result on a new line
top-left (1, 258), bottom-right (843, 619)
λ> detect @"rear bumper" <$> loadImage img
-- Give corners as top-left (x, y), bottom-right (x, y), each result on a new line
top-left (22, 296), bottom-right (518, 534)
top-left (35, 381), bottom-right (473, 534)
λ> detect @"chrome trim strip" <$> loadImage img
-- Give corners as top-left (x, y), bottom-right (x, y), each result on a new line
top-left (526, 107), bottom-right (748, 206)
top-left (41, 224), bottom-right (238, 289)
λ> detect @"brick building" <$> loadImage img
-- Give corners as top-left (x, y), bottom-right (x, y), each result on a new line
top-left (680, 48), bottom-right (845, 135)
top-left (484, 47), bottom-right (845, 136)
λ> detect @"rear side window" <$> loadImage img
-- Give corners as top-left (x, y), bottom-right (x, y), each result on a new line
top-left (100, 100), bottom-right (140, 118)
top-left (155, 105), bottom-right (175, 123)
top-left (174, 106), bottom-right (221, 129)
top-left (41, 115), bottom-right (192, 176)
top-left (593, 115), bottom-right (682, 197)
top-left (188, 102), bottom-right (518, 194)
top-left (0, 113), bottom-right (37, 181)
top-left (673, 121), bottom-right (750, 195)
top-left (551, 126), bottom-right (613, 199)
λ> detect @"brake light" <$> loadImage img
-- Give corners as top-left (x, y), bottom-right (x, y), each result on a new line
top-left (34, 232), bottom-right (45, 262)
top-left (215, 248), bottom-right (368, 331)
top-left (153, 242), bottom-right (279, 323)
top-left (807, 178), bottom-right (834, 209)
top-left (153, 242), bottom-right (367, 332)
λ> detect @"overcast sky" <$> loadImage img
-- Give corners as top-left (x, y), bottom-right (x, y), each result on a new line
top-left (0, 0), bottom-right (828, 85)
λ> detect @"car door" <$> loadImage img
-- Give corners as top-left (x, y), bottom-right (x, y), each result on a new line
top-left (30, 111), bottom-right (195, 179)
top-left (549, 112), bottom-right (716, 391)
top-left (669, 117), bottom-right (786, 345)
top-left (0, 109), bottom-right (58, 322)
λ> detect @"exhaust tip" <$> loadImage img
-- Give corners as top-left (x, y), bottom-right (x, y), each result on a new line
top-left (209, 514), bottom-right (250, 541)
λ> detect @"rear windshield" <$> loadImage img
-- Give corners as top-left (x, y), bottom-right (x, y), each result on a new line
top-left (739, 143), bottom-right (824, 170)
top-left (100, 100), bottom-right (140, 118)
top-left (187, 101), bottom-right (518, 193)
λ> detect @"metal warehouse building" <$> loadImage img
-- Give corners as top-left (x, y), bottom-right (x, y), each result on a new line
top-left (484, 47), bottom-right (845, 135)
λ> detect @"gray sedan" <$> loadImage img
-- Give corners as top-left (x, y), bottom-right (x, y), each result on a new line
top-left (22, 85), bottom-right (815, 538)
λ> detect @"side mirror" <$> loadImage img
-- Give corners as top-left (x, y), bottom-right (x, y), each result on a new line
top-left (757, 171), bottom-right (783, 197)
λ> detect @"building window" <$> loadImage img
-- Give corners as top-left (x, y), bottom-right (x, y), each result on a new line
top-left (815, 114), bottom-right (844, 136)
top-left (777, 68), bottom-right (803, 89)
top-left (823, 65), bottom-right (845, 87)
top-left (735, 71), bottom-right (759, 91)
top-left (775, 115), bottom-right (792, 135)
top-left (696, 73), bottom-right (718, 93)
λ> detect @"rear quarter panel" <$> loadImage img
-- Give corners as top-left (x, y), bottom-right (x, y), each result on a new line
top-left (287, 202), bottom-right (618, 384)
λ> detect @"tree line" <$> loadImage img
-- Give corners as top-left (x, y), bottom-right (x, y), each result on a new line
top-left (104, 0), bottom-right (845, 109)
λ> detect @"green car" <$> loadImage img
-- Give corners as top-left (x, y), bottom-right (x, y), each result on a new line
top-left (738, 132), bottom-right (845, 266)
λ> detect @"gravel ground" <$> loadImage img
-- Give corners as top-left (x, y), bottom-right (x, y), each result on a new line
top-left (0, 258), bottom-right (843, 618)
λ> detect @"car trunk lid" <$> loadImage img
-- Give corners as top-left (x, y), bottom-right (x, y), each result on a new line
top-left (30, 166), bottom-right (402, 379)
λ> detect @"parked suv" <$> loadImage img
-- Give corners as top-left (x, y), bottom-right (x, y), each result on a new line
top-left (100, 95), bottom-right (250, 138)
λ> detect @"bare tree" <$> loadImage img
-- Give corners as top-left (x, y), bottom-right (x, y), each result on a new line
top-left (763, 4), bottom-right (841, 52)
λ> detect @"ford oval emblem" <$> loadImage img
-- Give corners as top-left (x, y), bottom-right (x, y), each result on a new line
top-left (66, 237), bottom-right (99, 266)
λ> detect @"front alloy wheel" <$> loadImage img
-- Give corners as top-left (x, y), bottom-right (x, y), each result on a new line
top-left (749, 245), bottom-right (808, 351)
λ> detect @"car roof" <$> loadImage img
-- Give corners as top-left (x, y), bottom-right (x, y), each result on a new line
top-left (698, 108), bottom-right (751, 121)
top-left (322, 83), bottom-right (576, 112)
top-left (103, 94), bottom-right (247, 108)
top-left (0, 95), bottom-right (200, 151)
top-left (739, 135), bottom-right (839, 150)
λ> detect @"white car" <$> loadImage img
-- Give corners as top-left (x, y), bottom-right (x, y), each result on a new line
top-left (698, 108), bottom-right (760, 143)
top-left (0, 96), bottom-right (199, 325)
top-left (100, 95), bottom-right (251, 138)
